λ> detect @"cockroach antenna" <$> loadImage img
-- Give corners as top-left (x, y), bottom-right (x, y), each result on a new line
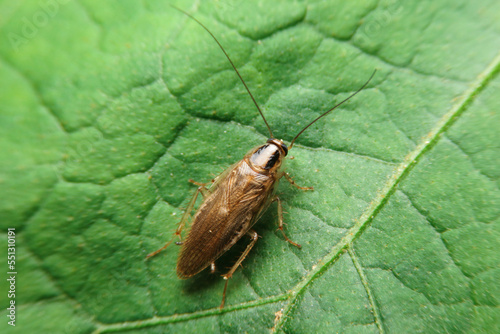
top-left (171, 5), bottom-right (274, 138)
top-left (289, 69), bottom-right (376, 149)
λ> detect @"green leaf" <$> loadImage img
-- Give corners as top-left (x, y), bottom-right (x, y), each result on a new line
top-left (1, 0), bottom-right (499, 333)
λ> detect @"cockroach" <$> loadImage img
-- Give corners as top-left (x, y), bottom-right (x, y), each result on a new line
top-left (147, 6), bottom-right (375, 309)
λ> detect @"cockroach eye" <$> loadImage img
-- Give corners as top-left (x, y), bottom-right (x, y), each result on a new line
top-left (281, 143), bottom-right (288, 155)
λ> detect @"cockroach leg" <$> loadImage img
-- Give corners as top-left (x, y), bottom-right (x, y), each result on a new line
top-left (188, 179), bottom-right (211, 198)
top-left (188, 179), bottom-right (208, 187)
top-left (284, 172), bottom-right (314, 191)
top-left (273, 196), bottom-right (302, 248)
top-left (146, 184), bottom-right (205, 260)
top-left (220, 230), bottom-right (259, 309)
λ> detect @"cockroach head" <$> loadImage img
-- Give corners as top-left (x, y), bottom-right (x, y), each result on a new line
top-left (248, 139), bottom-right (288, 172)
top-left (267, 138), bottom-right (288, 156)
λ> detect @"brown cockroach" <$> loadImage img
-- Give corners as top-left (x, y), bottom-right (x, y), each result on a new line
top-left (147, 7), bottom-right (375, 309)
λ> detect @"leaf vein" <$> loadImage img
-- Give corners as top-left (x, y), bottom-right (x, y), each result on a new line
top-left (348, 245), bottom-right (385, 334)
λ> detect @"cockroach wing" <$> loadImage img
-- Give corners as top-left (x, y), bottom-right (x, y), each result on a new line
top-left (176, 159), bottom-right (278, 278)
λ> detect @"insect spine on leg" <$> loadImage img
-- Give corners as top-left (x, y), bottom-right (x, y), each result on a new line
top-left (147, 5), bottom-right (376, 310)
